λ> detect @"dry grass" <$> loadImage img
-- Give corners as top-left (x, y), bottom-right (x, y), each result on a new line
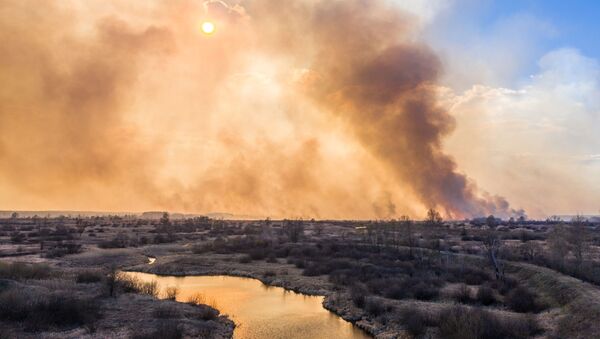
top-left (153, 304), bottom-right (182, 319)
top-left (438, 305), bottom-right (539, 339)
top-left (115, 273), bottom-right (158, 297)
top-left (164, 286), bottom-right (179, 301)
top-left (0, 262), bottom-right (51, 280)
top-left (76, 270), bottom-right (103, 284)
top-left (186, 292), bottom-right (206, 305)
top-left (131, 321), bottom-right (183, 339)
top-left (0, 288), bottom-right (100, 331)
top-left (509, 261), bottom-right (600, 338)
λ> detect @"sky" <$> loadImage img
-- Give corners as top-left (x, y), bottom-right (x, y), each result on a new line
top-left (0, 0), bottom-right (598, 219)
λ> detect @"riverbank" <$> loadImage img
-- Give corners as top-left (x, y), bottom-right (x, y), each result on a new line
top-left (120, 243), bottom-right (600, 339)
top-left (60, 240), bottom-right (600, 339)
top-left (2, 244), bottom-right (592, 339)
top-left (124, 251), bottom-right (398, 338)
top-left (1, 250), bottom-right (236, 339)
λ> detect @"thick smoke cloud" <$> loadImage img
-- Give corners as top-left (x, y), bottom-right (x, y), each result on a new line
top-left (0, 2), bottom-right (173, 208)
top-left (248, 0), bottom-right (516, 218)
top-left (0, 0), bottom-right (518, 219)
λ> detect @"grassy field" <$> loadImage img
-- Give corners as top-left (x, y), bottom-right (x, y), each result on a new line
top-left (1, 213), bottom-right (599, 338)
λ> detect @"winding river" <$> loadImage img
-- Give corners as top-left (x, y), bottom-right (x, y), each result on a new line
top-left (123, 272), bottom-right (370, 339)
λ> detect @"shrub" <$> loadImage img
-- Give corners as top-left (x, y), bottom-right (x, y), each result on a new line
top-left (0, 289), bottom-right (30, 321)
top-left (476, 286), bottom-right (496, 306)
top-left (164, 287), bottom-right (179, 301)
top-left (44, 242), bottom-right (82, 258)
top-left (153, 304), bottom-right (181, 319)
top-left (76, 270), bottom-right (103, 284)
top-left (385, 286), bottom-right (407, 300)
top-left (446, 267), bottom-right (491, 285)
top-left (185, 294), bottom-right (219, 320)
top-left (115, 274), bottom-right (139, 293)
top-left (197, 305), bottom-right (219, 321)
top-left (115, 274), bottom-right (158, 297)
top-left (364, 297), bottom-right (385, 316)
top-left (294, 259), bottom-right (306, 269)
top-left (132, 321), bottom-right (183, 339)
top-left (248, 248), bottom-right (266, 260)
top-left (191, 244), bottom-right (210, 254)
top-left (412, 282), bottom-right (439, 301)
top-left (266, 253), bottom-right (278, 263)
top-left (302, 264), bottom-right (324, 276)
top-left (0, 262), bottom-right (51, 280)
top-left (505, 287), bottom-right (538, 313)
top-left (0, 289), bottom-right (100, 331)
top-left (29, 293), bottom-right (100, 330)
top-left (439, 306), bottom-right (494, 339)
top-left (137, 281), bottom-right (159, 297)
top-left (186, 293), bottom-right (206, 305)
top-left (350, 285), bottom-right (367, 308)
top-left (454, 284), bottom-right (472, 304)
top-left (402, 309), bottom-right (428, 338)
top-left (10, 232), bottom-right (25, 244)
top-left (438, 305), bottom-right (539, 339)
top-left (98, 233), bottom-right (131, 249)
top-left (239, 255), bottom-right (252, 264)
top-left (498, 277), bottom-right (518, 295)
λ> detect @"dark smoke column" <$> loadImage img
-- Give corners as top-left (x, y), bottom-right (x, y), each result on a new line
top-left (298, 0), bottom-right (514, 218)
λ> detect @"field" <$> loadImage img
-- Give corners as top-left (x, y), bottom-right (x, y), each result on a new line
top-left (1, 213), bottom-right (600, 338)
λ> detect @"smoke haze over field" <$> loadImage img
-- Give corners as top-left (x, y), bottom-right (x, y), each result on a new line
top-left (0, 0), bottom-right (527, 219)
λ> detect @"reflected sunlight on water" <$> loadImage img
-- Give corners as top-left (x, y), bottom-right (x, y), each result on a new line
top-left (123, 272), bottom-right (370, 339)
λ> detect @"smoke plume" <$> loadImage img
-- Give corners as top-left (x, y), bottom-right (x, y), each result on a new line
top-left (247, 0), bottom-right (516, 218)
top-left (0, 0), bottom-right (518, 219)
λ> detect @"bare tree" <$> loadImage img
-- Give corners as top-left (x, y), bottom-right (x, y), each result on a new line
top-left (76, 217), bottom-right (86, 238)
top-left (313, 223), bottom-right (324, 236)
top-left (486, 215), bottom-right (498, 229)
top-left (399, 216), bottom-right (414, 255)
top-left (366, 222), bottom-right (384, 247)
top-left (159, 212), bottom-right (170, 229)
top-left (569, 215), bottom-right (589, 269)
top-left (482, 229), bottom-right (504, 280)
top-left (547, 215), bottom-right (562, 223)
top-left (425, 208), bottom-right (443, 227)
top-left (284, 219), bottom-right (304, 243)
top-left (548, 223), bottom-right (570, 268)
top-left (519, 241), bottom-right (542, 262)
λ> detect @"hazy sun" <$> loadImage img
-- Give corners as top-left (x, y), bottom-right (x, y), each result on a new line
top-left (202, 21), bottom-right (215, 34)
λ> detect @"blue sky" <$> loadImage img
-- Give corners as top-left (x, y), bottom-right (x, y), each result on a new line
top-left (412, 0), bottom-right (600, 216)
top-left (411, 0), bottom-right (600, 88)
top-left (477, 0), bottom-right (600, 69)
top-left (488, 0), bottom-right (600, 56)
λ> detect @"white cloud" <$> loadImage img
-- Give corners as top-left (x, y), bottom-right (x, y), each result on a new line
top-left (390, 0), bottom-right (452, 24)
top-left (444, 48), bottom-right (600, 217)
top-left (421, 3), bottom-right (558, 90)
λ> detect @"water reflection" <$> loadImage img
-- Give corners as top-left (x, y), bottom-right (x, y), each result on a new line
top-left (123, 272), bottom-right (370, 339)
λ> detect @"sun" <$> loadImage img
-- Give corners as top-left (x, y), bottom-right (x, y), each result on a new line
top-left (201, 21), bottom-right (215, 34)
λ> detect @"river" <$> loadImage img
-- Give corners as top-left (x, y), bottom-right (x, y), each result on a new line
top-left (123, 272), bottom-right (370, 339)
